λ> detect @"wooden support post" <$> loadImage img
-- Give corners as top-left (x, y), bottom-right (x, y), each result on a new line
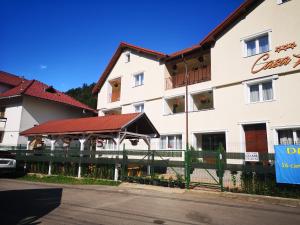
top-left (77, 138), bottom-right (86, 178)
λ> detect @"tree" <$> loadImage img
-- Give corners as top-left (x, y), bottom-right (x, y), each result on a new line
top-left (65, 83), bottom-right (97, 109)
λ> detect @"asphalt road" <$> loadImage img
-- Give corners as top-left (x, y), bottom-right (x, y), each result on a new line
top-left (0, 179), bottom-right (299, 225)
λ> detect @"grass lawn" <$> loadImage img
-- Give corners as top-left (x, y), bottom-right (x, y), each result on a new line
top-left (18, 174), bottom-right (121, 186)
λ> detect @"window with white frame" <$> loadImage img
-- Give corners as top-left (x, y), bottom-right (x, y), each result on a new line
top-left (248, 80), bottom-right (274, 103)
top-left (244, 34), bottom-right (270, 57)
top-left (277, 129), bottom-right (300, 145)
top-left (133, 73), bottom-right (144, 87)
top-left (160, 135), bottom-right (182, 150)
top-left (134, 103), bottom-right (144, 112)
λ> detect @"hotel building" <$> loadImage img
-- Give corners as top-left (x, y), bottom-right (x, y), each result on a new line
top-left (93, 0), bottom-right (300, 155)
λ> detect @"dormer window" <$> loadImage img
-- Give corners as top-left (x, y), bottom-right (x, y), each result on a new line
top-left (45, 86), bottom-right (57, 93)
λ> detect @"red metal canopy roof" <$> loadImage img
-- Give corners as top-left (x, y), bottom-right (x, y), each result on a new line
top-left (20, 113), bottom-right (159, 137)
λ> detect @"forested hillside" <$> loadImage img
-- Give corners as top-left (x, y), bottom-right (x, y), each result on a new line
top-left (65, 83), bottom-right (97, 109)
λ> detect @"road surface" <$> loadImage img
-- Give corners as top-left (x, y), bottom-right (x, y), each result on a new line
top-left (0, 179), bottom-right (299, 225)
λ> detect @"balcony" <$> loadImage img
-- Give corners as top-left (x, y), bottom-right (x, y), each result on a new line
top-left (108, 78), bottom-right (121, 103)
top-left (165, 65), bottom-right (211, 90)
top-left (0, 118), bottom-right (7, 131)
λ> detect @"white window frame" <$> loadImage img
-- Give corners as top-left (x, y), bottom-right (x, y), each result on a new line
top-left (244, 75), bottom-right (277, 104)
top-left (273, 126), bottom-right (300, 145)
top-left (159, 134), bottom-right (183, 150)
top-left (133, 72), bottom-right (144, 87)
top-left (133, 102), bottom-right (145, 113)
top-left (241, 30), bottom-right (272, 57)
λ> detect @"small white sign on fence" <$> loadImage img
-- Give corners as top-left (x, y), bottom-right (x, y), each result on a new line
top-left (245, 152), bottom-right (259, 162)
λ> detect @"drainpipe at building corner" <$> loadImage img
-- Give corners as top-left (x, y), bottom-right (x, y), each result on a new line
top-left (182, 54), bottom-right (190, 190)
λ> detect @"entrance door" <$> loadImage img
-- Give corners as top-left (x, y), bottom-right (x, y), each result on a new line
top-left (244, 123), bottom-right (268, 153)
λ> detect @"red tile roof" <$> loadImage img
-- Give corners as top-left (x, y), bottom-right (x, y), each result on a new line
top-left (21, 113), bottom-right (141, 136)
top-left (0, 71), bottom-right (25, 86)
top-left (0, 71), bottom-right (96, 113)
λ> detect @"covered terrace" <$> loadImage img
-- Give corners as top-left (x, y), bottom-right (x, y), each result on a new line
top-left (20, 113), bottom-right (160, 180)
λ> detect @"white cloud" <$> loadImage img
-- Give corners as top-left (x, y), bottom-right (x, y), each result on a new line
top-left (40, 65), bottom-right (47, 70)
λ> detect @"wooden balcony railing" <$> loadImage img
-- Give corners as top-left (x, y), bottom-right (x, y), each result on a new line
top-left (165, 66), bottom-right (211, 90)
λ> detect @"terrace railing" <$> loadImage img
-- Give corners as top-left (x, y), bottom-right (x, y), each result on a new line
top-left (165, 66), bottom-right (211, 90)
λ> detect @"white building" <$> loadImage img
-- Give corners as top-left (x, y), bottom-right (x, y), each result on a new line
top-left (0, 71), bottom-right (96, 146)
top-left (93, 0), bottom-right (300, 155)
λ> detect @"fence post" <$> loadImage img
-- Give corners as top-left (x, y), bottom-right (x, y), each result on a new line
top-left (217, 144), bottom-right (224, 192)
top-left (48, 140), bottom-right (55, 176)
top-left (185, 147), bottom-right (191, 189)
top-left (147, 146), bottom-right (151, 176)
top-left (150, 150), bottom-right (155, 178)
top-left (121, 144), bottom-right (127, 180)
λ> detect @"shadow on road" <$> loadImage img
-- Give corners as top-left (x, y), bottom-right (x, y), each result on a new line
top-left (0, 188), bottom-right (62, 225)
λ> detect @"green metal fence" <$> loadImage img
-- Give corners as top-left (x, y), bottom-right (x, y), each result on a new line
top-left (2, 146), bottom-right (300, 198)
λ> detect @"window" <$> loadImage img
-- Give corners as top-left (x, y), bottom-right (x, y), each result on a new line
top-left (0, 131), bottom-right (4, 143)
top-left (125, 52), bottom-right (130, 63)
top-left (277, 0), bottom-right (289, 4)
top-left (0, 107), bottom-right (5, 118)
top-left (244, 34), bottom-right (270, 57)
top-left (134, 103), bottom-right (144, 112)
top-left (248, 81), bottom-right (273, 103)
top-left (134, 73), bottom-right (144, 86)
top-left (160, 135), bottom-right (182, 149)
top-left (278, 129), bottom-right (300, 145)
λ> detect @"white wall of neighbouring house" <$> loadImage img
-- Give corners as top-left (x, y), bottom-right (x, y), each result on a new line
top-left (0, 101), bottom-right (23, 146)
top-left (17, 96), bottom-right (89, 145)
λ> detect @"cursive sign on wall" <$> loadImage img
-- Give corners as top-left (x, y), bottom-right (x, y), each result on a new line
top-left (251, 42), bottom-right (300, 74)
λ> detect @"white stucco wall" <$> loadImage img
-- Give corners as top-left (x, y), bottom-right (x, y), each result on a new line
top-left (1, 100), bottom-right (23, 146)
top-left (1, 95), bottom-right (92, 146)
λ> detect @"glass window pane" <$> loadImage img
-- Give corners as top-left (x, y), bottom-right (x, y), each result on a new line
top-left (134, 76), bottom-right (139, 86)
top-left (175, 135), bottom-right (182, 149)
top-left (262, 82), bottom-right (273, 101)
top-left (278, 130), bottom-right (294, 145)
top-left (140, 74), bottom-right (144, 85)
top-left (168, 136), bottom-right (175, 149)
top-left (246, 39), bottom-right (256, 56)
top-left (160, 136), bottom-right (166, 149)
top-left (296, 130), bottom-right (300, 144)
top-left (259, 35), bottom-right (269, 53)
top-left (250, 84), bottom-right (260, 102)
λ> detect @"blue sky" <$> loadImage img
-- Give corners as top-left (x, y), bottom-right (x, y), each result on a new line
top-left (0, 0), bottom-right (244, 91)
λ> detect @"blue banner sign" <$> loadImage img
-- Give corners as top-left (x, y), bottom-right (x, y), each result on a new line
top-left (274, 145), bottom-right (300, 185)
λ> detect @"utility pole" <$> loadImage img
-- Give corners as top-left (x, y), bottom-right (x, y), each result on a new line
top-left (183, 55), bottom-right (190, 189)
